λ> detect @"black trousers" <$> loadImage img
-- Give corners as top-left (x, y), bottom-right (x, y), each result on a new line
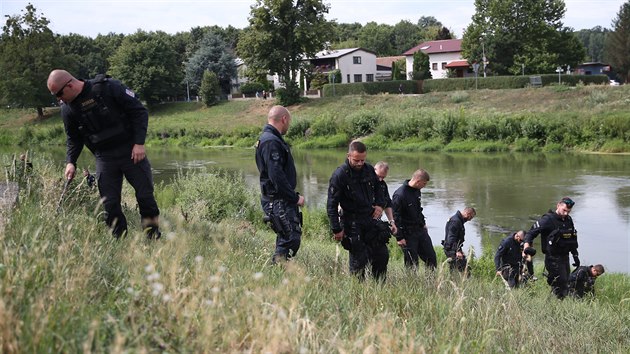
top-left (264, 199), bottom-right (302, 262)
top-left (545, 252), bottom-right (570, 299)
top-left (402, 226), bottom-right (437, 270)
top-left (343, 218), bottom-right (389, 280)
top-left (96, 156), bottom-right (159, 237)
top-left (501, 264), bottom-right (520, 288)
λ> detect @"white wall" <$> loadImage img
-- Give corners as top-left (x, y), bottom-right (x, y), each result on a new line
top-left (405, 51), bottom-right (464, 79)
top-left (337, 50), bottom-right (377, 83)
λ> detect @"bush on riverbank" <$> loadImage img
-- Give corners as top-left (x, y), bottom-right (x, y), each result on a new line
top-left (1, 154), bottom-right (630, 352)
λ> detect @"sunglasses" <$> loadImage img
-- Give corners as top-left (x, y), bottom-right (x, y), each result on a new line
top-left (561, 198), bottom-right (575, 208)
top-left (54, 79), bottom-right (72, 97)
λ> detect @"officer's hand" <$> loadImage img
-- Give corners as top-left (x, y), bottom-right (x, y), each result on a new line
top-left (64, 163), bottom-right (76, 181)
top-left (390, 223), bottom-right (398, 235)
top-left (397, 238), bottom-right (407, 247)
top-left (572, 255), bottom-right (580, 267)
top-left (372, 205), bottom-right (383, 219)
top-left (496, 270), bottom-right (502, 277)
top-left (297, 195), bottom-right (305, 207)
top-left (131, 144), bottom-right (146, 164)
top-left (333, 230), bottom-right (344, 241)
top-left (456, 251), bottom-right (464, 259)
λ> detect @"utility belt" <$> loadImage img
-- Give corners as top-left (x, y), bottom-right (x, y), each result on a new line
top-left (262, 199), bottom-right (302, 237)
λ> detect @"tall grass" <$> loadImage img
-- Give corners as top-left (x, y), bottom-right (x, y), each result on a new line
top-left (1, 154), bottom-right (629, 352)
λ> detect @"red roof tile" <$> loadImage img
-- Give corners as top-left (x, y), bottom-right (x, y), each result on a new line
top-left (376, 56), bottom-right (405, 68)
top-left (445, 60), bottom-right (469, 68)
top-left (403, 39), bottom-right (462, 56)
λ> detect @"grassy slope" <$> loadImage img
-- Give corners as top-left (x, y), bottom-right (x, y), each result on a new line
top-left (1, 157), bottom-right (629, 353)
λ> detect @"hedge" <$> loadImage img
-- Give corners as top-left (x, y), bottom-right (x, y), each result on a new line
top-left (321, 75), bottom-right (609, 97)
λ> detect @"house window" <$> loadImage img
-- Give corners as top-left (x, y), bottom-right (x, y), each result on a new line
top-left (354, 74), bottom-right (362, 82)
top-left (442, 62), bottom-right (447, 70)
top-left (347, 74), bottom-right (350, 83)
top-left (432, 63), bottom-right (438, 71)
top-left (366, 74), bottom-right (374, 82)
top-left (353, 56), bottom-right (362, 64)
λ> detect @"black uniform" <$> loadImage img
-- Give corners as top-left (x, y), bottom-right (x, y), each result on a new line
top-left (327, 160), bottom-right (387, 280)
top-left (392, 180), bottom-right (437, 270)
top-left (62, 75), bottom-right (159, 237)
top-left (255, 124), bottom-right (301, 262)
top-left (569, 265), bottom-right (597, 298)
top-left (443, 210), bottom-right (468, 272)
top-left (494, 234), bottom-right (523, 288)
top-left (524, 210), bottom-right (578, 299)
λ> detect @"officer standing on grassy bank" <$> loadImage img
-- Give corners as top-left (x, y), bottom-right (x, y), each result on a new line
top-left (255, 105), bottom-right (305, 264)
top-left (524, 197), bottom-right (579, 299)
top-left (48, 69), bottom-right (160, 239)
top-left (327, 141), bottom-right (388, 280)
top-left (392, 169), bottom-right (437, 271)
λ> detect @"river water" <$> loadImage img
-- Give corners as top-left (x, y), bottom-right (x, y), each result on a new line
top-left (12, 146), bottom-right (630, 273)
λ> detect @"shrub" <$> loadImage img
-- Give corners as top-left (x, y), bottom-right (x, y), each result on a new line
top-left (310, 113), bottom-right (339, 136)
top-left (200, 70), bottom-right (221, 107)
top-left (345, 110), bottom-right (382, 138)
top-left (286, 118), bottom-right (311, 139)
top-left (239, 82), bottom-right (266, 94)
top-left (433, 113), bottom-right (460, 143)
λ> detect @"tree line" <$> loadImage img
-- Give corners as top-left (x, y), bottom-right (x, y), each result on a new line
top-left (1, 0), bottom-right (629, 114)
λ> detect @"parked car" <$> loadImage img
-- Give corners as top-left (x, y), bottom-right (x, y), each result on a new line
top-left (610, 80), bottom-right (620, 86)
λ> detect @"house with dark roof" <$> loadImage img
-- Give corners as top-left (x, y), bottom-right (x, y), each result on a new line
top-left (307, 47), bottom-right (377, 84)
top-left (403, 39), bottom-right (471, 79)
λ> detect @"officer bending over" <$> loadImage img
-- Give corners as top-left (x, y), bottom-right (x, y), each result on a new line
top-left (495, 230), bottom-right (528, 288)
top-left (443, 207), bottom-right (476, 273)
top-left (255, 106), bottom-right (305, 263)
top-left (569, 264), bottom-right (604, 298)
top-left (327, 141), bottom-right (388, 280)
top-left (48, 70), bottom-right (160, 238)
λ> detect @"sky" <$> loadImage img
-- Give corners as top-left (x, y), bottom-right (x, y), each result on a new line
top-left (0, 0), bottom-right (626, 39)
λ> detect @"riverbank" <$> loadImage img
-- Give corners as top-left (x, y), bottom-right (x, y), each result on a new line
top-left (1, 154), bottom-right (630, 352)
top-left (1, 84), bottom-right (629, 152)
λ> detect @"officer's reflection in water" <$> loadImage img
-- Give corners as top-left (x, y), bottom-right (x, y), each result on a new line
top-left (255, 106), bottom-right (305, 264)
top-left (47, 69), bottom-right (160, 239)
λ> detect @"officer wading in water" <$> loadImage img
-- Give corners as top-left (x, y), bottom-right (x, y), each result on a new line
top-left (48, 70), bottom-right (160, 239)
top-left (255, 106), bottom-right (305, 264)
top-left (524, 197), bottom-right (579, 299)
top-left (327, 141), bottom-right (390, 281)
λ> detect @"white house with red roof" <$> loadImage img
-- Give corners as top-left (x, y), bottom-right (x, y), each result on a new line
top-left (403, 39), bottom-right (471, 79)
top-left (308, 47), bottom-right (378, 84)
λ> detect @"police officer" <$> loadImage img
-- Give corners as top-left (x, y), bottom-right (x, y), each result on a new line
top-left (569, 264), bottom-right (605, 298)
top-left (392, 169), bottom-right (437, 271)
top-left (255, 105), bottom-right (305, 263)
top-left (443, 207), bottom-right (476, 273)
top-left (494, 230), bottom-right (526, 288)
top-left (374, 161), bottom-right (397, 235)
top-left (47, 69), bottom-right (160, 238)
top-left (327, 141), bottom-right (387, 280)
top-left (523, 197), bottom-right (579, 299)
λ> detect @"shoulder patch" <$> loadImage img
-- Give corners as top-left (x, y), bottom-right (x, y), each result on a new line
top-left (271, 152), bottom-right (280, 161)
top-left (125, 88), bottom-right (135, 97)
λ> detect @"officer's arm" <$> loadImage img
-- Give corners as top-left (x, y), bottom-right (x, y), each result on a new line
top-left (110, 80), bottom-right (149, 145)
top-left (523, 217), bottom-right (547, 247)
top-left (263, 141), bottom-right (299, 204)
top-left (392, 192), bottom-right (404, 240)
top-left (372, 170), bottom-right (386, 208)
top-left (326, 172), bottom-right (343, 233)
top-left (444, 220), bottom-right (458, 249)
top-left (494, 241), bottom-right (506, 271)
top-left (62, 108), bottom-right (83, 166)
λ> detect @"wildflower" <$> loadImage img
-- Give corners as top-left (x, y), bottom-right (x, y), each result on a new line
top-left (147, 272), bottom-right (160, 282)
top-left (144, 264), bottom-right (154, 273)
top-left (195, 255), bottom-right (203, 263)
top-left (253, 272), bottom-right (264, 280)
top-left (162, 294), bottom-right (172, 303)
top-left (211, 286), bottom-right (220, 294)
top-left (152, 282), bottom-right (164, 296)
top-left (166, 232), bottom-right (176, 241)
top-left (208, 275), bottom-right (220, 283)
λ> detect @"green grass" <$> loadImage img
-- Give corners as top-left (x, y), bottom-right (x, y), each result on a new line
top-left (2, 84), bottom-right (630, 153)
top-left (1, 154), bottom-right (630, 352)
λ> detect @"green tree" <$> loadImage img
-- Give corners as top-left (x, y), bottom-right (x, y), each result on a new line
top-left (108, 30), bottom-right (182, 105)
top-left (57, 33), bottom-right (108, 79)
top-left (238, 0), bottom-right (333, 106)
top-left (184, 31), bottom-right (237, 95)
top-left (605, 1), bottom-right (630, 83)
top-left (0, 4), bottom-right (68, 116)
top-left (359, 22), bottom-right (394, 55)
top-left (200, 70), bottom-right (221, 106)
top-left (575, 27), bottom-right (609, 62)
top-left (412, 50), bottom-right (432, 79)
top-left (392, 20), bottom-right (423, 54)
top-left (391, 58), bottom-right (406, 80)
top-left (461, 0), bottom-right (584, 75)
top-left (93, 32), bottom-right (125, 72)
